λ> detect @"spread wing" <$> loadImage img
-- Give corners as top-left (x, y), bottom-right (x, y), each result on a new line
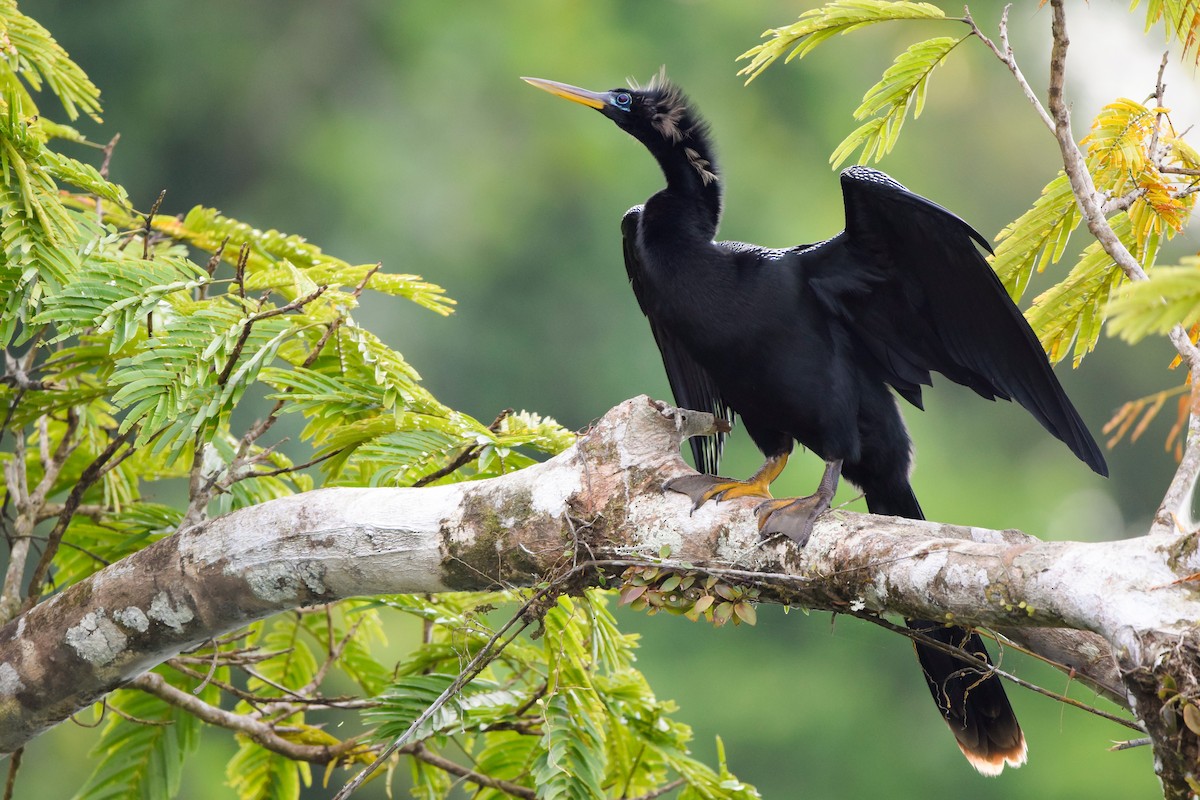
top-left (806, 166), bottom-right (1106, 476)
top-left (622, 206), bottom-right (733, 475)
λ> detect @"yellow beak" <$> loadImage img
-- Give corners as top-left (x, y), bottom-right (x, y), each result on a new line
top-left (522, 77), bottom-right (609, 110)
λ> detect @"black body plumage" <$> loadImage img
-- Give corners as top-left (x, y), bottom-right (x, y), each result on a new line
top-left (525, 72), bottom-right (1107, 775)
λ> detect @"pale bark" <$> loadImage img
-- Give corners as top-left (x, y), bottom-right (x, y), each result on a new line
top-left (1, 395), bottom-right (1196, 783)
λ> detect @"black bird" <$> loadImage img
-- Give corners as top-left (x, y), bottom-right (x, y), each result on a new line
top-left (524, 71), bottom-right (1106, 775)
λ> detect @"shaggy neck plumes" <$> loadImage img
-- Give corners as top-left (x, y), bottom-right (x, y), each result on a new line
top-left (633, 77), bottom-right (723, 233)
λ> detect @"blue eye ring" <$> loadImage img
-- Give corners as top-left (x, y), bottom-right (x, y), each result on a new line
top-left (613, 91), bottom-right (633, 111)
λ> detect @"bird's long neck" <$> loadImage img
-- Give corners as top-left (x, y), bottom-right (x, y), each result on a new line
top-left (641, 118), bottom-right (722, 241)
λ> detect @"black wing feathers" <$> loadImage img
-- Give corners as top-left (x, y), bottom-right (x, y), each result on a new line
top-left (823, 167), bottom-right (1107, 476)
top-left (621, 207), bottom-right (733, 475)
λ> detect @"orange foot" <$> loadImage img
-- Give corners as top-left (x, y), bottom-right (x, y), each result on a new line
top-left (663, 453), bottom-right (788, 510)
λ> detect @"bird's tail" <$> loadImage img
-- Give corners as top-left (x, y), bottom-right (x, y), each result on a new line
top-left (865, 481), bottom-right (1027, 775)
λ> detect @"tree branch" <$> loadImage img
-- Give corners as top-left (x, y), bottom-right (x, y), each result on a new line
top-left (1, 396), bottom-right (1194, 772)
top-left (132, 671), bottom-right (368, 764)
top-left (1041, 0), bottom-right (1200, 556)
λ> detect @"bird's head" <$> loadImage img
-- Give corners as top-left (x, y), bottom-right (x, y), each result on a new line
top-left (523, 70), bottom-right (717, 186)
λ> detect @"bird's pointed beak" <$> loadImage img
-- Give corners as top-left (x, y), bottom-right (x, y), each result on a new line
top-left (522, 77), bottom-right (609, 110)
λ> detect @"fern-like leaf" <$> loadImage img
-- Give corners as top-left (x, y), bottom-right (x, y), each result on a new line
top-left (367, 674), bottom-right (526, 742)
top-left (990, 172), bottom-right (1081, 302)
top-left (37, 251), bottom-right (208, 349)
top-left (72, 672), bottom-right (210, 800)
top-left (0, 0), bottom-right (103, 121)
top-left (1082, 98), bottom-right (1196, 250)
top-left (226, 737), bottom-right (304, 800)
top-left (737, 0), bottom-right (947, 83)
top-left (533, 690), bottom-right (607, 800)
top-left (1133, 0), bottom-right (1200, 65)
top-left (1025, 212), bottom-right (1140, 366)
top-left (153, 205), bottom-right (455, 315)
top-left (1106, 256), bottom-right (1200, 342)
top-left (831, 34), bottom-right (966, 167)
top-left (1084, 98), bottom-right (1158, 190)
top-left (474, 733), bottom-right (540, 800)
top-left (41, 148), bottom-right (128, 205)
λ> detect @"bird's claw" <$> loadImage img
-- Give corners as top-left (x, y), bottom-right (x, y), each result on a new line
top-left (754, 495), bottom-right (830, 547)
top-left (663, 473), bottom-right (773, 512)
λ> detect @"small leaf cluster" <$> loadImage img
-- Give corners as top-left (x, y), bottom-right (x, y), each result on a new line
top-left (72, 669), bottom-right (214, 799)
top-left (1103, 383), bottom-right (1190, 459)
top-left (1134, 1), bottom-right (1200, 65)
top-left (738, 1), bottom-right (960, 168)
top-left (1156, 671), bottom-right (1200, 784)
top-left (364, 591), bottom-right (761, 800)
top-left (619, 565), bottom-right (760, 627)
top-left (830, 34), bottom-right (966, 167)
top-left (737, 1), bottom-right (947, 83)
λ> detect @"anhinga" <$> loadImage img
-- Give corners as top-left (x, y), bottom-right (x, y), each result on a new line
top-left (524, 71), bottom-right (1106, 775)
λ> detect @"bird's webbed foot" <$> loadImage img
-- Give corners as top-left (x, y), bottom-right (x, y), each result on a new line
top-left (754, 459), bottom-right (843, 547)
top-left (663, 473), bottom-right (770, 509)
top-left (663, 453), bottom-right (788, 511)
top-left (754, 494), bottom-right (830, 547)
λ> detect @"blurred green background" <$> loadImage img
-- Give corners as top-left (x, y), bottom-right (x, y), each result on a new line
top-left (15, 0), bottom-right (1200, 797)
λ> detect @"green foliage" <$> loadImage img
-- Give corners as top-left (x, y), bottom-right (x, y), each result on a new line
top-left (533, 690), bottom-right (607, 800)
top-left (737, 1), bottom-right (947, 83)
top-left (0, 7), bottom-right (598, 799)
top-left (369, 674), bottom-right (526, 742)
top-left (1107, 257), bottom-right (1200, 343)
top-left (992, 96), bottom-right (1194, 367)
top-left (227, 737), bottom-right (305, 800)
top-left (831, 35), bottom-right (967, 167)
top-left (362, 592), bottom-right (759, 799)
top-left (1026, 213), bottom-right (1142, 367)
top-left (1083, 97), bottom-right (1195, 250)
top-left (0, 0), bottom-right (102, 122)
top-left (991, 173), bottom-right (1081, 302)
top-left (72, 670), bottom-right (214, 800)
top-left (619, 565), bottom-right (761, 626)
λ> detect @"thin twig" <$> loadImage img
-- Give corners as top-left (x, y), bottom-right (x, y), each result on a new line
top-left (98, 134), bottom-right (119, 179)
top-left (1109, 737), bottom-right (1152, 751)
top-left (856, 612), bottom-right (1143, 732)
top-left (2, 748), bottom-right (20, 800)
top-left (22, 428), bottom-right (135, 603)
top-left (234, 243), bottom-right (248, 299)
top-left (966, 5), bottom-right (1055, 133)
top-left (629, 778), bottom-right (687, 800)
top-left (1147, 52), bottom-right (1170, 157)
top-left (215, 284), bottom-right (328, 389)
top-left (141, 189), bottom-right (166, 263)
top-left (412, 408), bottom-right (513, 488)
top-left (0, 404), bottom-right (83, 623)
top-left (304, 614), bottom-right (365, 696)
top-left (407, 743), bottom-right (537, 800)
top-left (133, 671), bottom-right (372, 764)
top-left (333, 586), bottom-right (549, 799)
top-left (243, 448), bottom-right (340, 481)
top-left (197, 236), bottom-right (229, 301)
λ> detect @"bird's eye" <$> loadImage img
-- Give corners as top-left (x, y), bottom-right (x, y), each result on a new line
top-left (613, 92), bottom-right (633, 111)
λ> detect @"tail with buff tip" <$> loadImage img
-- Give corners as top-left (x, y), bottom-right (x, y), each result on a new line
top-left (866, 481), bottom-right (1027, 775)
